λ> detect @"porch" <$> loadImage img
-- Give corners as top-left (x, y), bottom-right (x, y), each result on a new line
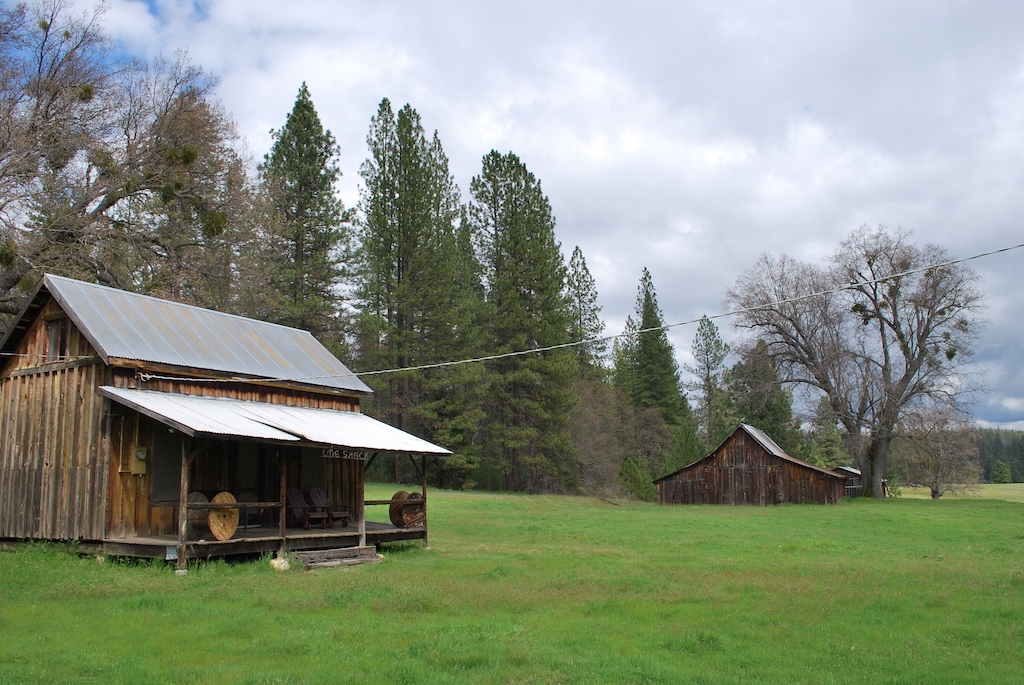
top-left (89, 520), bottom-right (425, 562)
top-left (98, 387), bottom-right (450, 569)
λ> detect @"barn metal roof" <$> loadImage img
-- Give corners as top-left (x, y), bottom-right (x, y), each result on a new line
top-left (740, 424), bottom-right (787, 457)
top-left (35, 275), bottom-right (372, 394)
top-left (100, 387), bottom-right (451, 454)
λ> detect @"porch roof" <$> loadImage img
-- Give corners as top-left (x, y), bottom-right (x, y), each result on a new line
top-left (99, 387), bottom-right (451, 455)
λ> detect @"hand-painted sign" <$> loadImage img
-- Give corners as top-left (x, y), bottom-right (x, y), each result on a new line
top-left (321, 448), bottom-right (366, 460)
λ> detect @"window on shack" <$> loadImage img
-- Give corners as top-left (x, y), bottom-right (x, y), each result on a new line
top-left (150, 426), bottom-right (184, 503)
top-left (45, 317), bottom-right (68, 362)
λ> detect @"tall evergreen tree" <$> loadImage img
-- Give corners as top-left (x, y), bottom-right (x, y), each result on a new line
top-left (805, 396), bottom-right (849, 469)
top-left (354, 99), bottom-right (484, 486)
top-left (724, 340), bottom-right (800, 453)
top-left (611, 315), bottom-right (639, 397)
top-left (616, 268), bottom-right (686, 425)
top-left (257, 83), bottom-right (347, 338)
top-left (611, 268), bottom-right (702, 498)
top-left (469, 151), bottom-right (578, 492)
top-left (686, 315), bottom-right (732, 445)
top-left (566, 245), bottom-right (606, 376)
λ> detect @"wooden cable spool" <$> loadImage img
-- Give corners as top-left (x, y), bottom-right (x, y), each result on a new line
top-left (388, 490), bottom-right (425, 528)
top-left (207, 491), bottom-right (239, 541)
top-left (388, 491), bottom-right (408, 526)
top-left (186, 491), bottom-right (209, 540)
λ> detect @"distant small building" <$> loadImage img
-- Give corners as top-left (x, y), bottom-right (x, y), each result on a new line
top-left (654, 424), bottom-right (847, 505)
top-left (832, 466), bottom-right (885, 498)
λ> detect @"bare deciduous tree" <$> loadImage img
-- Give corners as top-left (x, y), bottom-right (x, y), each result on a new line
top-left (891, 408), bottom-right (981, 499)
top-left (726, 225), bottom-right (984, 498)
top-left (0, 1), bottom-right (251, 322)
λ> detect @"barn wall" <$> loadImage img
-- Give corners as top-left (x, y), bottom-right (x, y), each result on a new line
top-left (657, 431), bottom-right (845, 505)
top-left (0, 300), bottom-right (110, 540)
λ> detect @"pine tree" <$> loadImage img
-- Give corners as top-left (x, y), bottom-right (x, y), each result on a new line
top-left (354, 99), bottom-right (484, 486)
top-left (611, 315), bottom-right (639, 398)
top-left (469, 151), bottom-right (578, 492)
top-left (257, 83), bottom-right (348, 339)
top-left (991, 460), bottom-right (1012, 484)
top-left (805, 396), bottom-right (849, 469)
top-left (617, 268), bottom-right (686, 425)
top-left (725, 340), bottom-right (801, 453)
top-left (566, 245), bottom-right (606, 376)
top-left (611, 269), bottom-right (701, 498)
top-left (686, 315), bottom-right (731, 444)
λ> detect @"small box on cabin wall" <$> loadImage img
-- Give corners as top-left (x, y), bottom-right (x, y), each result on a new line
top-left (131, 447), bottom-right (147, 475)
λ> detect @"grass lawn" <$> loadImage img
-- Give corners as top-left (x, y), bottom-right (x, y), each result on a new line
top-left (2, 487), bottom-right (1023, 684)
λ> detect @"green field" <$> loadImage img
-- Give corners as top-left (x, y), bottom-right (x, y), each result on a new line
top-left (2, 486), bottom-right (1023, 684)
top-left (900, 483), bottom-right (1024, 503)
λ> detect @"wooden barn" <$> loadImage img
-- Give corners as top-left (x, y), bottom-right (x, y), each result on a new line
top-left (654, 424), bottom-right (846, 505)
top-left (0, 274), bottom-right (450, 569)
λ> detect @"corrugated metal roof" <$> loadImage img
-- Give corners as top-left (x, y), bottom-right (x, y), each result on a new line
top-left (738, 424), bottom-right (845, 478)
top-left (100, 387), bottom-right (451, 454)
top-left (44, 275), bottom-right (371, 394)
top-left (740, 424), bottom-right (787, 457)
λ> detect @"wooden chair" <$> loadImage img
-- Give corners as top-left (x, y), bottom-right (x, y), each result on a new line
top-left (236, 490), bottom-right (263, 530)
top-left (286, 487), bottom-right (329, 529)
top-left (308, 487), bottom-right (350, 528)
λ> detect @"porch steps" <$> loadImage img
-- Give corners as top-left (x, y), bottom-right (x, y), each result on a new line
top-left (293, 545), bottom-right (381, 569)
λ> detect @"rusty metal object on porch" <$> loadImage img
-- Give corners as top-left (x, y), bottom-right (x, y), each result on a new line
top-left (186, 492), bottom-right (209, 540)
top-left (388, 491), bottom-right (425, 528)
top-left (207, 491), bottom-right (239, 541)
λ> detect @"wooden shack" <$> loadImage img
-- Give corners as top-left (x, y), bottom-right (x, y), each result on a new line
top-left (0, 274), bottom-right (450, 568)
top-left (832, 466), bottom-right (885, 498)
top-left (655, 424), bottom-right (846, 505)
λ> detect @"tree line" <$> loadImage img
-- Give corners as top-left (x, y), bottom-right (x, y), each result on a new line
top-left (0, 2), bottom-right (1000, 497)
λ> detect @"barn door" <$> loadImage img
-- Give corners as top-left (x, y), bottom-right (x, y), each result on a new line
top-left (767, 466), bottom-right (783, 504)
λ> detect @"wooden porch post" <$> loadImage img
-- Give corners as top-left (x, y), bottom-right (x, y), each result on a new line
top-left (277, 448), bottom-right (287, 557)
top-left (358, 454), bottom-right (368, 547)
top-left (421, 454), bottom-right (429, 549)
top-left (175, 439), bottom-right (203, 572)
top-left (176, 438), bottom-right (190, 572)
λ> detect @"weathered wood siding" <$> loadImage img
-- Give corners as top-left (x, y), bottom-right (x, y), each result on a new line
top-left (102, 369), bottom-right (364, 536)
top-left (326, 456), bottom-right (361, 519)
top-left (104, 412), bottom-right (183, 538)
top-left (111, 371), bottom-right (360, 412)
top-left (657, 430), bottom-right (845, 505)
top-left (0, 300), bottom-right (109, 540)
top-left (2, 298), bottom-right (367, 542)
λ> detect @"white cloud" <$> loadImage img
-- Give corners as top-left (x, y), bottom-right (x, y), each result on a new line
top-left (94, 0), bottom-right (1024, 421)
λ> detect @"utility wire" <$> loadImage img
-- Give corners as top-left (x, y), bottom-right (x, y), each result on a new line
top-left (123, 240), bottom-right (1024, 385)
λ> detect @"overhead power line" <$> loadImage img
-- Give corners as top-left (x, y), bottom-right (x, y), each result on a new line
top-left (132, 240), bottom-right (1024, 386)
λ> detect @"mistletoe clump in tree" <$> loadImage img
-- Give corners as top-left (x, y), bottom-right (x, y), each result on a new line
top-left (727, 225), bottom-right (984, 498)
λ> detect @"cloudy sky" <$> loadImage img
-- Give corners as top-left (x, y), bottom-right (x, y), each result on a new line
top-left (101, 0), bottom-right (1024, 426)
